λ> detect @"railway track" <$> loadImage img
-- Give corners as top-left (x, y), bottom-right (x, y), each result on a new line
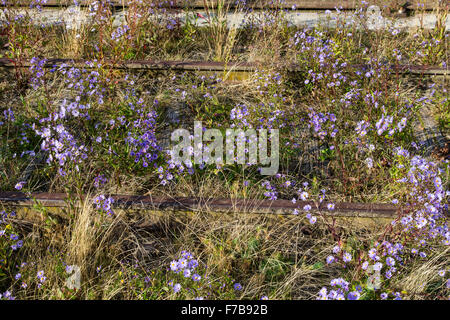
top-left (1, 1), bottom-right (448, 30)
top-left (0, 1), bottom-right (441, 11)
top-left (0, 191), bottom-right (448, 228)
top-left (0, 191), bottom-right (401, 218)
top-left (0, 58), bottom-right (448, 78)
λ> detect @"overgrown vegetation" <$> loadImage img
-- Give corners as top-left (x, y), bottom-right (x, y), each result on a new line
top-left (0, 0), bottom-right (449, 300)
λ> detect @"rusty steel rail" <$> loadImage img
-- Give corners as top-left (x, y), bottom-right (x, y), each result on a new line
top-left (0, 191), bottom-right (403, 218)
top-left (0, 58), bottom-right (448, 77)
top-left (0, 0), bottom-right (440, 11)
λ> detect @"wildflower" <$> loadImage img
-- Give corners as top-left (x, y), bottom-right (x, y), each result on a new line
top-left (347, 291), bottom-right (360, 300)
top-left (368, 248), bottom-right (379, 261)
top-left (373, 262), bottom-right (383, 271)
top-left (2, 290), bottom-right (13, 300)
top-left (365, 157), bottom-right (373, 169)
top-left (397, 118), bottom-right (407, 132)
top-left (386, 257), bottom-right (395, 267)
top-left (173, 283), bottom-right (181, 293)
top-left (234, 283), bottom-right (243, 291)
top-left (170, 260), bottom-right (178, 271)
top-left (327, 203), bottom-right (335, 210)
top-left (343, 252), bottom-right (352, 263)
top-left (318, 287), bottom-right (328, 300)
top-left (362, 261), bottom-right (369, 270)
top-left (178, 258), bottom-right (188, 269)
top-left (192, 274), bottom-right (201, 282)
top-left (355, 120), bottom-right (369, 136)
top-left (326, 256), bottom-right (335, 264)
top-left (183, 269), bottom-right (191, 278)
top-left (300, 191), bottom-right (309, 201)
top-left (65, 265), bottom-right (74, 274)
top-left (15, 181), bottom-right (26, 190)
top-left (188, 259), bottom-right (198, 270)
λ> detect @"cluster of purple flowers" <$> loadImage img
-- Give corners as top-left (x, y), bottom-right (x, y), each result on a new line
top-left (29, 57), bottom-right (47, 90)
top-left (166, 250), bottom-right (246, 298)
top-left (0, 211), bottom-right (23, 251)
top-left (93, 174), bottom-right (108, 188)
top-left (0, 108), bottom-right (14, 126)
top-left (168, 251), bottom-right (202, 294)
top-left (93, 195), bottom-right (115, 216)
top-left (230, 104), bottom-right (251, 128)
top-left (318, 147), bottom-right (449, 299)
top-left (29, 0), bottom-right (48, 11)
top-left (307, 109), bottom-right (338, 140)
top-left (88, 0), bottom-right (114, 21)
top-left (35, 120), bottom-right (88, 175)
top-left (0, 290), bottom-right (15, 300)
top-left (36, 270), bottom-right (46, 284)
top-left (290, 29), bottom-right (348, 89)
top-left (111, 25), bottom-right (130, 42)
top-left (125, 109), bottom-right (161, 169)
top-left (317, 278), bottom-right (361, 300)
top-left (261, 180), bottom-right (278, 200)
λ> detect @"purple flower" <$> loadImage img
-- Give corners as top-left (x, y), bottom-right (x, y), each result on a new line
top-left (386, 257), bottom-right (395, 267)
top-left (343, 252), bottom-right (352, 263)
top-left (169, 260), bottom-right (178, 272)
top-left (347, 291), bottom-right (360, 300)
top-left (183, 269), bottom-right (191, 278)
top-left (365, 157), bottom-right (373, 169)
top-left (173, 283), bottom-right (181, 293)
top-left (188, 259), bottom-right (198, 270)
top-left (15, 181), bottom-right (26, 190)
